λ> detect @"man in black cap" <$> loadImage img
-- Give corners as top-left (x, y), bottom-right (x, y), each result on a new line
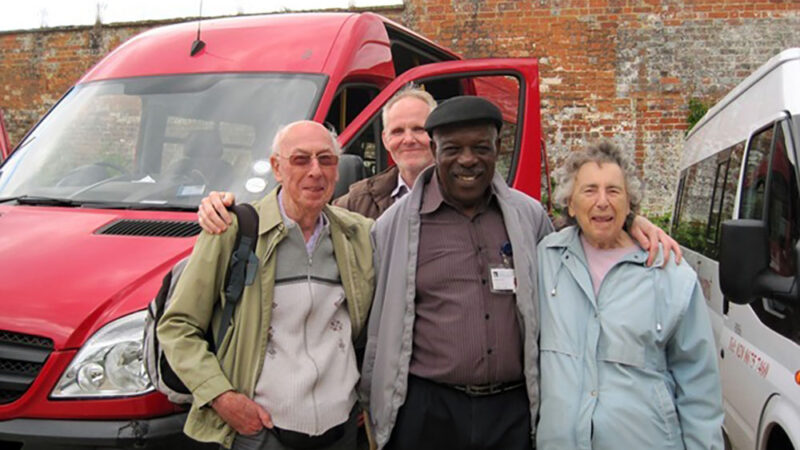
top-left (360, 95), bottom-right (680, 450)
top-left (361, 95), bottom-right (550, 450)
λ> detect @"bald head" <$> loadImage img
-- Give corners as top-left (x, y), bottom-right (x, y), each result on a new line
top-left (271, 120), bottom-right (341, 157)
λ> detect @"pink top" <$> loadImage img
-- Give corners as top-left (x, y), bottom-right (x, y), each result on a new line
top-left (580, 234), bottom-right (637, 295)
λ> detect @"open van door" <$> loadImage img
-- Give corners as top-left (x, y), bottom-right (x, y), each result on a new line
top-left (0, 109), bottom-right (10, 162)
top-left (336, 58), bottom-right (544, 199)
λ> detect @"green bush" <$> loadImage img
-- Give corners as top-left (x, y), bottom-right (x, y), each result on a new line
top-left (686, 98), bottom-right (709, 134)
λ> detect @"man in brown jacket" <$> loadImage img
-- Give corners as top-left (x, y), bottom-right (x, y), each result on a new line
top-left (197, 87), bottom-right (437, 229)
top-left (332, 87), bottom-right (437, 218)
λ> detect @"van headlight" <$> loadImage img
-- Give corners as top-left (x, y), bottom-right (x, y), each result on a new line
top-left (52, 310), bottom-right (153, 398)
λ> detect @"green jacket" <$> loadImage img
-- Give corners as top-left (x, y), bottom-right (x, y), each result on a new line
top-left (157, 188), bottom-right (375, 448)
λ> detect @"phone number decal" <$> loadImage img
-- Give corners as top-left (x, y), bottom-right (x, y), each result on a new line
top-left (728, 336), bottom-right (770, 378)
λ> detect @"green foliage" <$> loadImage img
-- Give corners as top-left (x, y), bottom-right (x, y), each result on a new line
top-left (686, 98), bottom-right (709, 134)
top-left (673, 220), bottom-right (708, 255)
top-left (647, 210), bottom-right (708, 255)
top-left (646, 211), bottom-right (671, 231)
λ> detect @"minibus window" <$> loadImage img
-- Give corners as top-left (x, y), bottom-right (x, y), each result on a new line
top-left (740, 125), bottom-right (775, 221)
top-left (744, 121), bottom-right (800, 344)
top-left (673, 142), bottom-right (744, 258)
top-left (341, 74), bottom-right (523, 185)
top-left (0, 73), bottom-right (325, 209)
top-left (330, 85), bottom-right (381, 176)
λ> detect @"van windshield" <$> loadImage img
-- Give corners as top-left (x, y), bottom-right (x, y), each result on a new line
top-left (0, 73), bottom-right (325, 209)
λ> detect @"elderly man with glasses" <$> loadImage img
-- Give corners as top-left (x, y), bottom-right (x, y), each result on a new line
top-left (157, 120), bottom-right (375, 450)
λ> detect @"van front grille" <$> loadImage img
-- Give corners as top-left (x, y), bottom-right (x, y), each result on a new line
top-left (0, 331), bottom-right (53, 405)
top-left (96, 219), bottom-right (201, 237)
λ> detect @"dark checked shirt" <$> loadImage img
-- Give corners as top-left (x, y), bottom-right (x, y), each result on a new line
top-left (408, 174), bottom-right (524, 385)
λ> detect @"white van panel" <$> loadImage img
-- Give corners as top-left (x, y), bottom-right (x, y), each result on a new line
top-left (676, 48), bottom-right (800, 450)
top-left (683, 48), bottom-right (800, 168)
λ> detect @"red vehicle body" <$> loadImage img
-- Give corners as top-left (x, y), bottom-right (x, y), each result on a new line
top-left (0, 12), bottom-right (542, 449)
top-left (0, 109), bottom-right (9, 159)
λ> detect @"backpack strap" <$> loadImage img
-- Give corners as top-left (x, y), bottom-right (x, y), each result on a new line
top-left (216, 203), bottom-right (259, 350)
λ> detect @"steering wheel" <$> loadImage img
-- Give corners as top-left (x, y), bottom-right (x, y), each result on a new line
top-left (56, 161), bottom-right (129, 187)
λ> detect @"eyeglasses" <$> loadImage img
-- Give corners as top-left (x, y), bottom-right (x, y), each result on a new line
top-left (280, 152), bottom-right (339, 167)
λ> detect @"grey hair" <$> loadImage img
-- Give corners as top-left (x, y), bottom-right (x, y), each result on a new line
top-left (271, 120), bottom-right (342, 156)
top-left (553, 140), bottom-right (642, 216)
top-left (381, 86), bottom-right (437, 128)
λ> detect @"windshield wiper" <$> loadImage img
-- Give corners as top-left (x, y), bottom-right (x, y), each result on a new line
top-left (0, 196), bottom-right (198, 212)
top-left (89, 202), bottom-right (198, 212)
top-left (1, 195), bottom-right (84, 207)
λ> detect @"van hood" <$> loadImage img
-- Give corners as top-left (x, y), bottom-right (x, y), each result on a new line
top-left (0, 205), bottom-right (198, 349)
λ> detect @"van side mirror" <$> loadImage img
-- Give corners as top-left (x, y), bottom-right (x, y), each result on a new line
top-left (719, 219), bottom-right (799, 304)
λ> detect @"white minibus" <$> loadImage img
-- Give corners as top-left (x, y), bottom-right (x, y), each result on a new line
top-left (672, 48), bottom-right (800, 450)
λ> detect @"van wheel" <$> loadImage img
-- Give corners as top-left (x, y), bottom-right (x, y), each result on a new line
top-left (766, 425), bottom-right (794, 450)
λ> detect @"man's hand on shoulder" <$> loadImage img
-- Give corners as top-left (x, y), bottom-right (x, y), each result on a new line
top-left (198, 191), bottom-right (235, 234)
top-left (211, 390), bottom-right (273, 435)
top-left (629, 215), bottom-right (682, 267)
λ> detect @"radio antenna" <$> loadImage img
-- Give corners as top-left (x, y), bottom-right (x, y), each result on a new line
top-left (190, 0), bottom-right (206, 56)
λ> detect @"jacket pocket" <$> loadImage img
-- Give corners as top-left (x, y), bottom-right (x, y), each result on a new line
top-left (539, 332), bottom-right (578, 357)
top-left (597, 337), bottom-right (646, 368)
top-left (652, 380), bottom-right (681, 443)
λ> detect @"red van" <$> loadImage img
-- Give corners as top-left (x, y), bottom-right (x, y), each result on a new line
top-left (0, 12), bottom-right (543, 449)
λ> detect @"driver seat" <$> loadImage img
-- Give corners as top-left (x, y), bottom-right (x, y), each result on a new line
top-left (166, 130), bottom-right (234, 188)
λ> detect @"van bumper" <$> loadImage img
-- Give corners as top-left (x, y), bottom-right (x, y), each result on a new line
top-left (0, 412), bottom-right (214, 449)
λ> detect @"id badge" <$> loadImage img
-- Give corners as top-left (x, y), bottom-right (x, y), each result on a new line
top-left (490, 266), bottom-right (516, 293)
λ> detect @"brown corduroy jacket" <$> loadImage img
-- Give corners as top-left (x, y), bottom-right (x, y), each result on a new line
top-left (333, 165), bottom-right (399, 220)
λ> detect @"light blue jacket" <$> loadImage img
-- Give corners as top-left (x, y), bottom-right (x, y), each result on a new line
top-left (536, 226), bottom-right (723, 450)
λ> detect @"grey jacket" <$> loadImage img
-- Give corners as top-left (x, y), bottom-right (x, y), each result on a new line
top-left (360, 166), bottom-right (553, 448)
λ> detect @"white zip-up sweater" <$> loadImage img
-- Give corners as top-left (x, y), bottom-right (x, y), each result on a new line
top-left (253, 216), bottom-right (358, 435)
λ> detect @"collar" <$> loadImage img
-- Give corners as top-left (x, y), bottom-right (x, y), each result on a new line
top-left (257, 187), bottom-right (285, 236)
top-left (390, 170), bottom-right (411, 200)
top-left (544, 225), bottom-right (658, 266)
top-left (277, 188), bottom-right (328, 230)
top-left (420, 169), bottom-right (496, 215)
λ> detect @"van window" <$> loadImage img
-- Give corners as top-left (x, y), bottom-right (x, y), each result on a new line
top-left (740, 125), bottom-right (775, 220)
top-left (672, 142), bottom-right (744, 258)
top-left (330, 85), bottom-right (381, 176)
top-left (741, 120), bottom-right (800, 344)
top-left (161, 118), bottom-right (257, 186)
top-left (0, 73), bottom-right (324, 208)
top-left (384, 24), bottom-right (455, 76)
top-left (342, 74), bottom-right (523, 182)
top-left (41, 93), bottom-right (142, 185)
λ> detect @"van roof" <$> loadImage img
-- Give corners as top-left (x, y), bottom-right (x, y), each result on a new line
top-left (79, 12), bottom-right (416, 83)
top-left (682, 48), bottom-right (800, 167)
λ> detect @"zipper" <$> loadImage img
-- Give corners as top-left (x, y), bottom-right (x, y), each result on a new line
top-left (305, 253), bottom-right (321, 433)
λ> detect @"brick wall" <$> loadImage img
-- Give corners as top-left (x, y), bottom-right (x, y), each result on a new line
top-left (404, 0), bottom-right (800, 212)
top-left (0, 22), bottom-right (152, 147)
top-left (2, 2), bottom-right (798, 212)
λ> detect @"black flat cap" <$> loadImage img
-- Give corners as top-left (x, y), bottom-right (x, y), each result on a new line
top-left (424, 95), bottom-right (503, 134)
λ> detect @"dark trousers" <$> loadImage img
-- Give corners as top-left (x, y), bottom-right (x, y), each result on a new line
top-left (230, 407), bottom-right (358, 450)
top-left (385, 375), bottom-right (532, 450)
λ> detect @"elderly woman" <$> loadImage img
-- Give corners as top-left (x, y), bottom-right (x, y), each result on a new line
top-left (536, 141), bottom-right (723, 450)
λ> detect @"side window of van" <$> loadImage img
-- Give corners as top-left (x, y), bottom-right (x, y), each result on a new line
top-left (740, 126), bottom-right (774, 220)
top-left (328, 85), bottom-right (380, 176)
top-left (740, 120), bottom-right (800, 344)
top-left (341, 74), bottom-right (524, 183)
top-left (672, 142), bottom-right (744, 258)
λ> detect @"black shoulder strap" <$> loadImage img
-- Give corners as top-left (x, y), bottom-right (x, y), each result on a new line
top-left (216, 203), bottom-right (259, 350)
